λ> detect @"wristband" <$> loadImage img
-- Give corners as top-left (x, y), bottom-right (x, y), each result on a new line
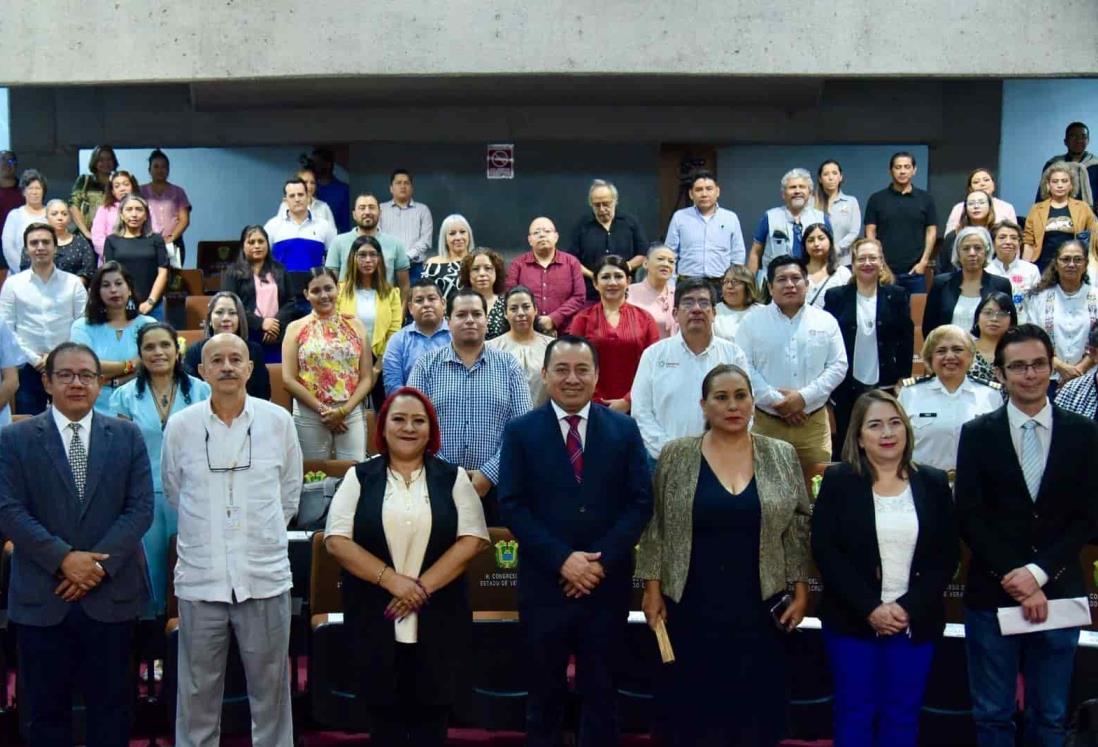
top-left (376, 565), bottom-right (389, 585)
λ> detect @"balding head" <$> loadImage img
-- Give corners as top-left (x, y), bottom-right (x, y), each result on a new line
top-left (198, 333), bottom-right (253, 395)
top-left (528, 216), bottom-right (558, 255)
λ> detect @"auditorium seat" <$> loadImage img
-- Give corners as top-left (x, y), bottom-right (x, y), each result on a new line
top-left (451, 615), bottom-right (528, 732)
top-left (175, 268), bottom-right (205, 297)
top-left (177, 328), bottom-right (204, 352)
top-left (911, 292), bottom-right (927, 352)
top-left (616, 621), bottom-right (661, 734)
top-left (920, 634), bottom-right (976, 745)
top-left (786, 626), bottom-right (834, 741)
top-left (267, 363), bottom-right (292, 411)
top-left (184, 295), bottom-right (212, 330)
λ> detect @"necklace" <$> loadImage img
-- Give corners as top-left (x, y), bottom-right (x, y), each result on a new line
top-left (150, 381), bottom-right (176, 428)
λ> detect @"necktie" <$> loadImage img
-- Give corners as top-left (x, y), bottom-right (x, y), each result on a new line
top-left (1020, 419), bottom-right (1041, 502)
top-left (68, 422), bottom-right (88, 501)
top-left (564, 415), bottom-right (583, 484)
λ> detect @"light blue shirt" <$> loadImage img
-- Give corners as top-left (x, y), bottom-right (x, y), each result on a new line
top-left (382, 320), bottom-right (451, 395)
top-left (324, 229), bottom-right (410, 283)
top-left (0, 319), bottom-right (27, 426)
top-left (70, 315), bottom-right (157, 413)
top-left (664, 204), bottom-right (746, 278)
top-left (109, 374), bottom-right (210, 494)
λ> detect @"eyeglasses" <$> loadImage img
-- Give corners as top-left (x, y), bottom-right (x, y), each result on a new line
top-left (1057, 256), bottom-right (1085, 266)
top-left (1003, 360), bottom-right (1051, 375)
top-left (530, 229), bottom-right (556, 237)
top-left (722, 279), bottom-right (744, 288)
top-left (355, 251), bottom-right (380, 259)
top-left (678, 298), bottom-right (712, 310)
top-left (854, 256), bottom-right (881, 265)
top-left (52, 369), bottom-right (98, 385)
top-left (205, 427), bottom-right (253, 472)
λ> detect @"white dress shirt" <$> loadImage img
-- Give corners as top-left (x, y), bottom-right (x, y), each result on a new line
top-left (631, 333), bottom-right (748, 458)
top-left (162, 397), bottom-right (303, 603)
top-left (852, 291), bottom-right (879, 385)
top-left (736, 302), bottom-right (848, 416)
top-left (1006, 399), bottom-right (1054, 587)
top-left (951, 294), bottom-right (982, 333)
top-left (0, 268), bottom-right (88, 364)
top-left (713, 305), bottom-right (757, 344)
top-left (897, 377), bottom-right (1001, 471)
top-left (51, 405), bottom-right (95, 457)
top-left (326, 461), bottom-right (488, 642)
top-left (550, 400), bottom-right (590, 447)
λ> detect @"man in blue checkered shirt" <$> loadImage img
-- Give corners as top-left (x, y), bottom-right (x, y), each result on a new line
top-left (409, 288), bottom-right (532, 523)
top-left (1053, 325), bottom-right (1098, 418)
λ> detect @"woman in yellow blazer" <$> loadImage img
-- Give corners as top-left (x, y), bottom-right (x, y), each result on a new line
top-left (338, 234), bottom-right (404, 409)
top-left (635, 363), bottom-right (812, 747)
top-left (1023, 161), bottom-right (1098, 272)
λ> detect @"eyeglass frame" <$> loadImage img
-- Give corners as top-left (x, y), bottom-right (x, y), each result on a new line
top-left (205, 426), bottom-right (253, 473)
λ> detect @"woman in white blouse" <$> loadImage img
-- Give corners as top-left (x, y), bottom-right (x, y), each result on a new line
top-left (804, 223), bottom-right (851, 309)
top-left (815, 159), bottom-right (861, 265)
top-left (1, 169), bottom-right (48, 271)
top-left (713, 264), bottom-right (761, 343)
top-left (811, 389), bottom-right (957, 747)
top-left (1021, 239), bottom-right (1097, 387)
top-left (986, 221), bottom-right (1040, 309)
top-left (486, 286), bottom-right (553, 405)
top-left (324, 387), bottom-right (489, 746)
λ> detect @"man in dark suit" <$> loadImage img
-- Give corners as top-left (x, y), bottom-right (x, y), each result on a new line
top-left (956, 324), bottom-right (1098, 747)
top-left (499, 334), bottom-right (653, 747)
top-left (0, 341), bottom-right (153, 746)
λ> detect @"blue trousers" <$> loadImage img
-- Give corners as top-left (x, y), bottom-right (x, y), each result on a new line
top-left (17, 606), bottom-right (135, 746)
top-left (822, 627), bottom-right (935, 747)
top-left (965, 607), bottom-right (1079, 747)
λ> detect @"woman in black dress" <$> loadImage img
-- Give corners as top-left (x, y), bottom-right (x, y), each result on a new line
top-left (181, 291), bottom-right (271, 400)
top-left (103, 194), bottom-right (169, 320)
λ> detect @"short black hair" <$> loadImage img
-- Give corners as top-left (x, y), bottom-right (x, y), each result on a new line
top-left (448, 287), bottom-right (487, 316)
top-left (390, 169), bottom-right (412, 184)
top-left (543, 334), bottom-right (599, 371)
top-left (283, 178), bottom-right (307, 195)
top-left (688, 170), bottom-right (717, 189)
top-left (45, 342), bottom-right (101, 376)
top-left (889, 151), bottom-right (917, 169)
top-left (970, 291), bottom-right (1017, 338)
top-left (148, 148), bottom-right (169, 167)
top-left (766, 254), bottom-right (807, 284)
top-left (1066, 121), bottom-right (1089, 138)
top-left (409, 277), bottom-right (441, 295)
top-left (994, 323), bottom-right (1054, 371)
top-left (673, 277), bottom-right (717, 308)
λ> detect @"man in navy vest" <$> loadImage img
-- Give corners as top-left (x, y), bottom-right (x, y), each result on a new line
top-left (499, 335), bottom-right (652, 746)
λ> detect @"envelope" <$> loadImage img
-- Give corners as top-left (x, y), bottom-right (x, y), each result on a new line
top-left (997, 597), bottom-right (1092, 635)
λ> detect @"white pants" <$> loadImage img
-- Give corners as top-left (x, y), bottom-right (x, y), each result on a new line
top-left (293, 400), bottom-right (367, 461)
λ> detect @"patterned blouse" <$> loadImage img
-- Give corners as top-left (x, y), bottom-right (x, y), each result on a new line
top-left (422, 260), bottom-right (463, 302)
top-left (485, 296), bottom-right (510, 340)
top-left (295, 313), bottom-right (364, 406)
top-left (69, 174), bottom-right (107, 232)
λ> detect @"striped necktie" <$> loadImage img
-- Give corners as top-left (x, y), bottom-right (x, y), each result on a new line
top-left (564, 415), bottom-right (583, 484)
top-left (1020, 419), bottom-right (1042, 502)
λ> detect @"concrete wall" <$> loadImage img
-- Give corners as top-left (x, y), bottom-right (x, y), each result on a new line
top-left (3, 1), bottom-right (1097, 85)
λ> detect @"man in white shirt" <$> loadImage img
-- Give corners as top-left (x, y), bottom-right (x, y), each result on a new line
top-left (0, 223), bottom-right (87, 414)
top-left (272, 167), bottom-right (336, 229)
top-left (162, 333), bottom-right (303, 747)
top-left (737, 254), bottom-right (848, 467)
top-left (956, 324), bottom-right (1098, 746)
top-left (631, 278), bottom-right (748, 467)
top-left (379, 169), bottom-right (433, 283)
top-left (264, 178), bottom-right (337, 272)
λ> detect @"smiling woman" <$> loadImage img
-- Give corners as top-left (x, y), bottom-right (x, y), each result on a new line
top-left (181, 291), bottom-right (271, 400)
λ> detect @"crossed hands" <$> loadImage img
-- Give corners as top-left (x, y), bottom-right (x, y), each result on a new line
top-left (382, 571), bottom-right (430, 622)
top-left (773, 388), bottom-right (807, 426)
top-left (867, 602), bottom-right (909, 635)
top-left (1002, 567), bottom-right (1048, 623)
top-left (55, 551), bottom-right (109, 602)
top-left (559, 551), bottom-right (604, 599)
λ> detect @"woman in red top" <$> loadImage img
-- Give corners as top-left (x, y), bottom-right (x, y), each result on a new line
top-left (568, 254), bottom-right (659, 413)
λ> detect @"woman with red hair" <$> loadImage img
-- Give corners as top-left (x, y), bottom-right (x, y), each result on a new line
top-left (323, 386), bottom-right (489, 746)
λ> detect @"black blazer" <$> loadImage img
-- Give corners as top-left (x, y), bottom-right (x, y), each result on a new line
top-left (955, 405), bottom-right (1098, 610)
top-left (824, 283), bottom-right (914, 388)
top-left (921, 270), bottom-right (1012, 338)
top-left (498, 402), bottom-right (653, 610)
top-left (182, 337), bottom-right (272, 401)
top-left (810, 462), bottom-right (958, 642)
top-left (220, 264), bottom-right (299, 344)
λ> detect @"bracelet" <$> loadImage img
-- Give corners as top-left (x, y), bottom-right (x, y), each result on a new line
top-left (123, 360), bottom-right (135, 375)
top-left (375, 565), bottom-right (389, 585)
top-left (414, 579), bottom-right (431, 599)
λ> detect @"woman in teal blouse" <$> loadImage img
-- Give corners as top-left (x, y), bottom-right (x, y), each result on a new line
top-left (111, 321), bottom-right (210, 616)
top-left (70, 260), bottom-right (156, 412)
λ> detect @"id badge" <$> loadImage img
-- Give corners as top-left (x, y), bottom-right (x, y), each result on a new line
top-left (225, 505), bottom-right (242, 533)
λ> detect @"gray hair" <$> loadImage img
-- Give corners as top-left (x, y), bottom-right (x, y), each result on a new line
top-left (780, 167), bottom-right (813, 193)
top-left (45, 198), bottom-right (69, 213)
top-left (588, 179), bottom-right (619, 205)
top-left (436, 214), bottom-right (475, 259)
top-left (112, 194), bottom-right (152, 237)
top-left (951, 226), bottom-right (992, 269)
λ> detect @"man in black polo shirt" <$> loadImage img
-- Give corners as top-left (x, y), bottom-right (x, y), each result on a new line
top-left (864, 152), bottom-right (938, 294)
top-left (566, 179), bottom-right (648, 302)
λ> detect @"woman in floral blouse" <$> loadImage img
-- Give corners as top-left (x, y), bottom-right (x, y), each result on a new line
top-left (282, 267), bottom-right (374, 460)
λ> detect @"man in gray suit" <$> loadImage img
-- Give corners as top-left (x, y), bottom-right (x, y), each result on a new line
top-left (0, 341), bottom-right (153, 746)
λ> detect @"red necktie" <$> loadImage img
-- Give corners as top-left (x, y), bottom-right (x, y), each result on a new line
top-left (565, 414), bottom-right (583, 484)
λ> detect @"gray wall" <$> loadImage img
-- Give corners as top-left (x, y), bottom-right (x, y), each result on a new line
top-left (3, 0), bottom-right (1097, 84)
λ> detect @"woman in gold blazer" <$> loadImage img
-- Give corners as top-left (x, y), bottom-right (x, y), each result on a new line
top-left (636, 363), bottom-right (812, 747)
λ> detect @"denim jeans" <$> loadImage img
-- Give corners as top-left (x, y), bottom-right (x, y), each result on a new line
top-left (894, 272), bottom-right (927, 295)
top-left (965, 607), bottom-right (1079, 747)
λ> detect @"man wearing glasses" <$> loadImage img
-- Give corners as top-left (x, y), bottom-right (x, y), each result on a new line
top-left (736, 255), bottom-right (848, 468)
top-left (956, 324), bottom-right (1098, 745)
top-left (162, 333), bottom-right (303, 747)
top-left (505, 217), bottom-right (587, 335)
top-left (631, 277), bottom-right (747, 472)
top-left (0, 341), bottom-right (153, 745)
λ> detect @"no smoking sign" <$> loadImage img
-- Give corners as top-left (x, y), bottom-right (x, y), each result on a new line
top-left (486, 144), bottom-right (514, 179)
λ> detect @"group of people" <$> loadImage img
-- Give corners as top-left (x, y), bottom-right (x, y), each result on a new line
top-left (0, 126), bottom-right (1096, 747)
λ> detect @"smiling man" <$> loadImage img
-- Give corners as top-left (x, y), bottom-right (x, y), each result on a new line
top-left (748, 167), bottom-right (830, 275)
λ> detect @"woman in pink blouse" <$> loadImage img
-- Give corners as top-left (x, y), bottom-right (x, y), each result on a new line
top-left (91, 170), bottom-right (140, 260)
top-left (140, 149), bottom-right (191, 264)
top-left (568, 255), bottom-right (660, 413)
top-left (626, 244), bottom-right (678, 338)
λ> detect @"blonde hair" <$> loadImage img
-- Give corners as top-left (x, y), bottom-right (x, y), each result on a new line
top-left (921, 324), bottom-right (975, 371)
top-left (849, 238), bottom-right (895, 285)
